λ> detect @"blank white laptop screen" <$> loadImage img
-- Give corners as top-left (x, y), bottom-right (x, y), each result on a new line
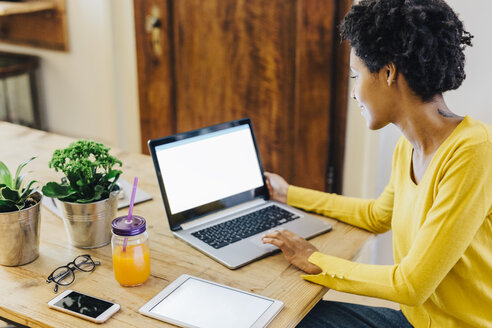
top-left (148, 277), bottom-right (274, 328)
top-left (155, 125), bottom-right (264, 214)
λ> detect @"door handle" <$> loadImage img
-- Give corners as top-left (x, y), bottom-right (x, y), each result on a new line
top-left (145, 6), bottom-right (162, 57)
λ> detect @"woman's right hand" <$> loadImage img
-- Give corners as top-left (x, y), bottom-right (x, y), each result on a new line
top-left (264, 172), bottom-right (289, 204)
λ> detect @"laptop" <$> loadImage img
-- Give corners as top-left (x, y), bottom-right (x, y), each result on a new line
top-left (148, 118), bottom-right (332, 269)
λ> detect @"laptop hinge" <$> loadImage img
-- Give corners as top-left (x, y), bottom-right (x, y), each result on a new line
top-left (180, 198), bottom-right (267, 231)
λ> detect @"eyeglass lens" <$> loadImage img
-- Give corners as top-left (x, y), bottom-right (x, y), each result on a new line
top-left (51, 267), bottom-right (75, 286)
top-left (74, 255), bottom-right (96, 272)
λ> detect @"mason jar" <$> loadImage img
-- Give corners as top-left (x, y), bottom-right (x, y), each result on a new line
top-left (111, 215), bottom-right (150, 286)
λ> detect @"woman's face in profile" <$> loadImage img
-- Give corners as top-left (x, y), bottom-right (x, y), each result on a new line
top-left (350, 50), bottom-right (393, 130)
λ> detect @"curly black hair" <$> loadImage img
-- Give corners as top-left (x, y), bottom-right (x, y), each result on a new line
top-left (341, 0), bottom-right (473, 102)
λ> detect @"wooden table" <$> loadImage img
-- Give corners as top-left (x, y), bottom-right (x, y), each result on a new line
top-left (0, 122), bottom-right (372, 328)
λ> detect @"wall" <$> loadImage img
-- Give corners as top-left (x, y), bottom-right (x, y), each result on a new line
top-left (343, 0), bottom-right (492, 264)
top-left (0, 0), bottom-right (141, 152)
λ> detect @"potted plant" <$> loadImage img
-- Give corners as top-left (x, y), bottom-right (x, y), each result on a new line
top-left (42, 140), bottom-right (122, 248)
top-left (0, 157), bottom-right (42, 266)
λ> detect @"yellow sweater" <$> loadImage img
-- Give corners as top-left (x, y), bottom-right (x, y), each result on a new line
top-left (288, 116), bottom-right (492, 327)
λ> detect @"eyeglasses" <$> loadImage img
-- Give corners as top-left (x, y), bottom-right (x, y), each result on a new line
top-left (46, 254), bottom-right (100, 293)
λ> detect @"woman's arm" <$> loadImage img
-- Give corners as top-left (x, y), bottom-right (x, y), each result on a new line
top-left (302, 144), bottom-right (492, 305)
top-left (287, 184), bottom-right (394, 234)
top-left (264, 171), bottom-right (395, 234)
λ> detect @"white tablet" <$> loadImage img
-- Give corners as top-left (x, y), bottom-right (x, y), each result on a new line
top-left (139, 274), bottom-right (284, 328)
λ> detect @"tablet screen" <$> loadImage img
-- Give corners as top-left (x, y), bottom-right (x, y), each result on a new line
top-left (148, 277), bottom-right (274, 328)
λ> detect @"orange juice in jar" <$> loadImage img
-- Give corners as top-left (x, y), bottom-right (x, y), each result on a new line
top-left (111, 216), bottom-right (150, 286)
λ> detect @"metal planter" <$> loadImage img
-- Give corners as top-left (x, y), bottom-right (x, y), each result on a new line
top-left (58, 190), bottom-right (119, 249)
top-left (0, 191), bottom-right (42, 266)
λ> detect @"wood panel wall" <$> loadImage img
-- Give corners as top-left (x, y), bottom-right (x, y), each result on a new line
top-left (134, 0), bottom-right (351, 192)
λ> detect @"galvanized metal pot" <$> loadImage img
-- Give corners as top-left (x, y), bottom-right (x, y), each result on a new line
top-left (58, 190), bottom-right (119, 249)
top-left (0, 191), bottom-right (42, 266)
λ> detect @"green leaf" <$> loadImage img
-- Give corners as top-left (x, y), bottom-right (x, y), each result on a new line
top-left (41, 182), bottom-right (72, 198)
top-left (76, 198), bottom-right (96, 203)
top-left (107, 170), bottom-right (121, 193)
top-left (92, 185), bottom-right (105, 201)
top-left (15, 174), bottom-right (26, 190)
top-left (15, 202), bottom-right (25, 210)
top-left (0, 199), bottom-right (18, 212)
top-left (0, 161), bottom-right (12, 188)
top-left (77, 185), bottom-right (105, 203)
top-left (66, 172), bottom-right (80, 189)
top-left (0, 199), bottom-right (16, 206)
top-left (20, 180), bottom-right (37, 200)
top-left (106, 169), bottom-right (121, 180)
top-left (1, 186), bottom-right (20, 202)
top-left (0, 205), bottom-right (12, 212)
top-left (14, 157), bottom-right (35, 187)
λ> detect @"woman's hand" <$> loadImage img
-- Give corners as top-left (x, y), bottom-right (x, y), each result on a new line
top-left (262, 229), bottom-right (322, 274)
top-left (264, 172), bottom-right (289, 204)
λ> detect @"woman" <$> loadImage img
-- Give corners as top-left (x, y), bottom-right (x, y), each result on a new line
top-left (262, 0), bottom-right (492, 327)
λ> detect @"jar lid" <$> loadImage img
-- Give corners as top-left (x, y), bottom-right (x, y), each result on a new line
top-left (112, 215), bottom-right (146, 236)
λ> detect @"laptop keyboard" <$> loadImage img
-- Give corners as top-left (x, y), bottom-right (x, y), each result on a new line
top-left (191, 205), bottom-right (300, 249)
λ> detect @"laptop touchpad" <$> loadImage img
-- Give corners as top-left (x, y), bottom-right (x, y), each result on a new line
top-left (249, 236), bottom-right (278, 251)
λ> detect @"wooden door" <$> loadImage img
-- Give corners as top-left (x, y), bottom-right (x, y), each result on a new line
top-left (134, 0), bottom-right (350, 193)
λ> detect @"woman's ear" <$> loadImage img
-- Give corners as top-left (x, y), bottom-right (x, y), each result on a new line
top-left (385, 63), bottom-right (398, 86)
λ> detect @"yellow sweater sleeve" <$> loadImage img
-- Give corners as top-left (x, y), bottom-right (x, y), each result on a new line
top-left (300, 142), bottom-right (492, 306)
top-left (287, 184), bottom-right (394, 234)
top-left (287, 138), bottom-right (402, 234)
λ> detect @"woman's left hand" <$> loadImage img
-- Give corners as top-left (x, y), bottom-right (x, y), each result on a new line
top-left (262, 229), bottom-right (322, 274)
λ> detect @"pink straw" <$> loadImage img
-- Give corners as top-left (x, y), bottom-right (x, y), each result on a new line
top-left (123, 177), bottom-right (138, 252)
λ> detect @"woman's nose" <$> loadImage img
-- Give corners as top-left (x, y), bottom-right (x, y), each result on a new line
top-left (351, 87), bottom-right (356, 100)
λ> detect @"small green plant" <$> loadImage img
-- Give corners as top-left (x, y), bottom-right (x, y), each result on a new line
top-left (42, 140), bottom-right (122, 203)
top-left (0, 157), bottom-right (38, 212)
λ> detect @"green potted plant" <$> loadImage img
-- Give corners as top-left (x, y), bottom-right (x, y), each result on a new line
top-left (0, 157), bottom-right (42, 266)
top-left (42, 140), bottom-right (122, 248)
